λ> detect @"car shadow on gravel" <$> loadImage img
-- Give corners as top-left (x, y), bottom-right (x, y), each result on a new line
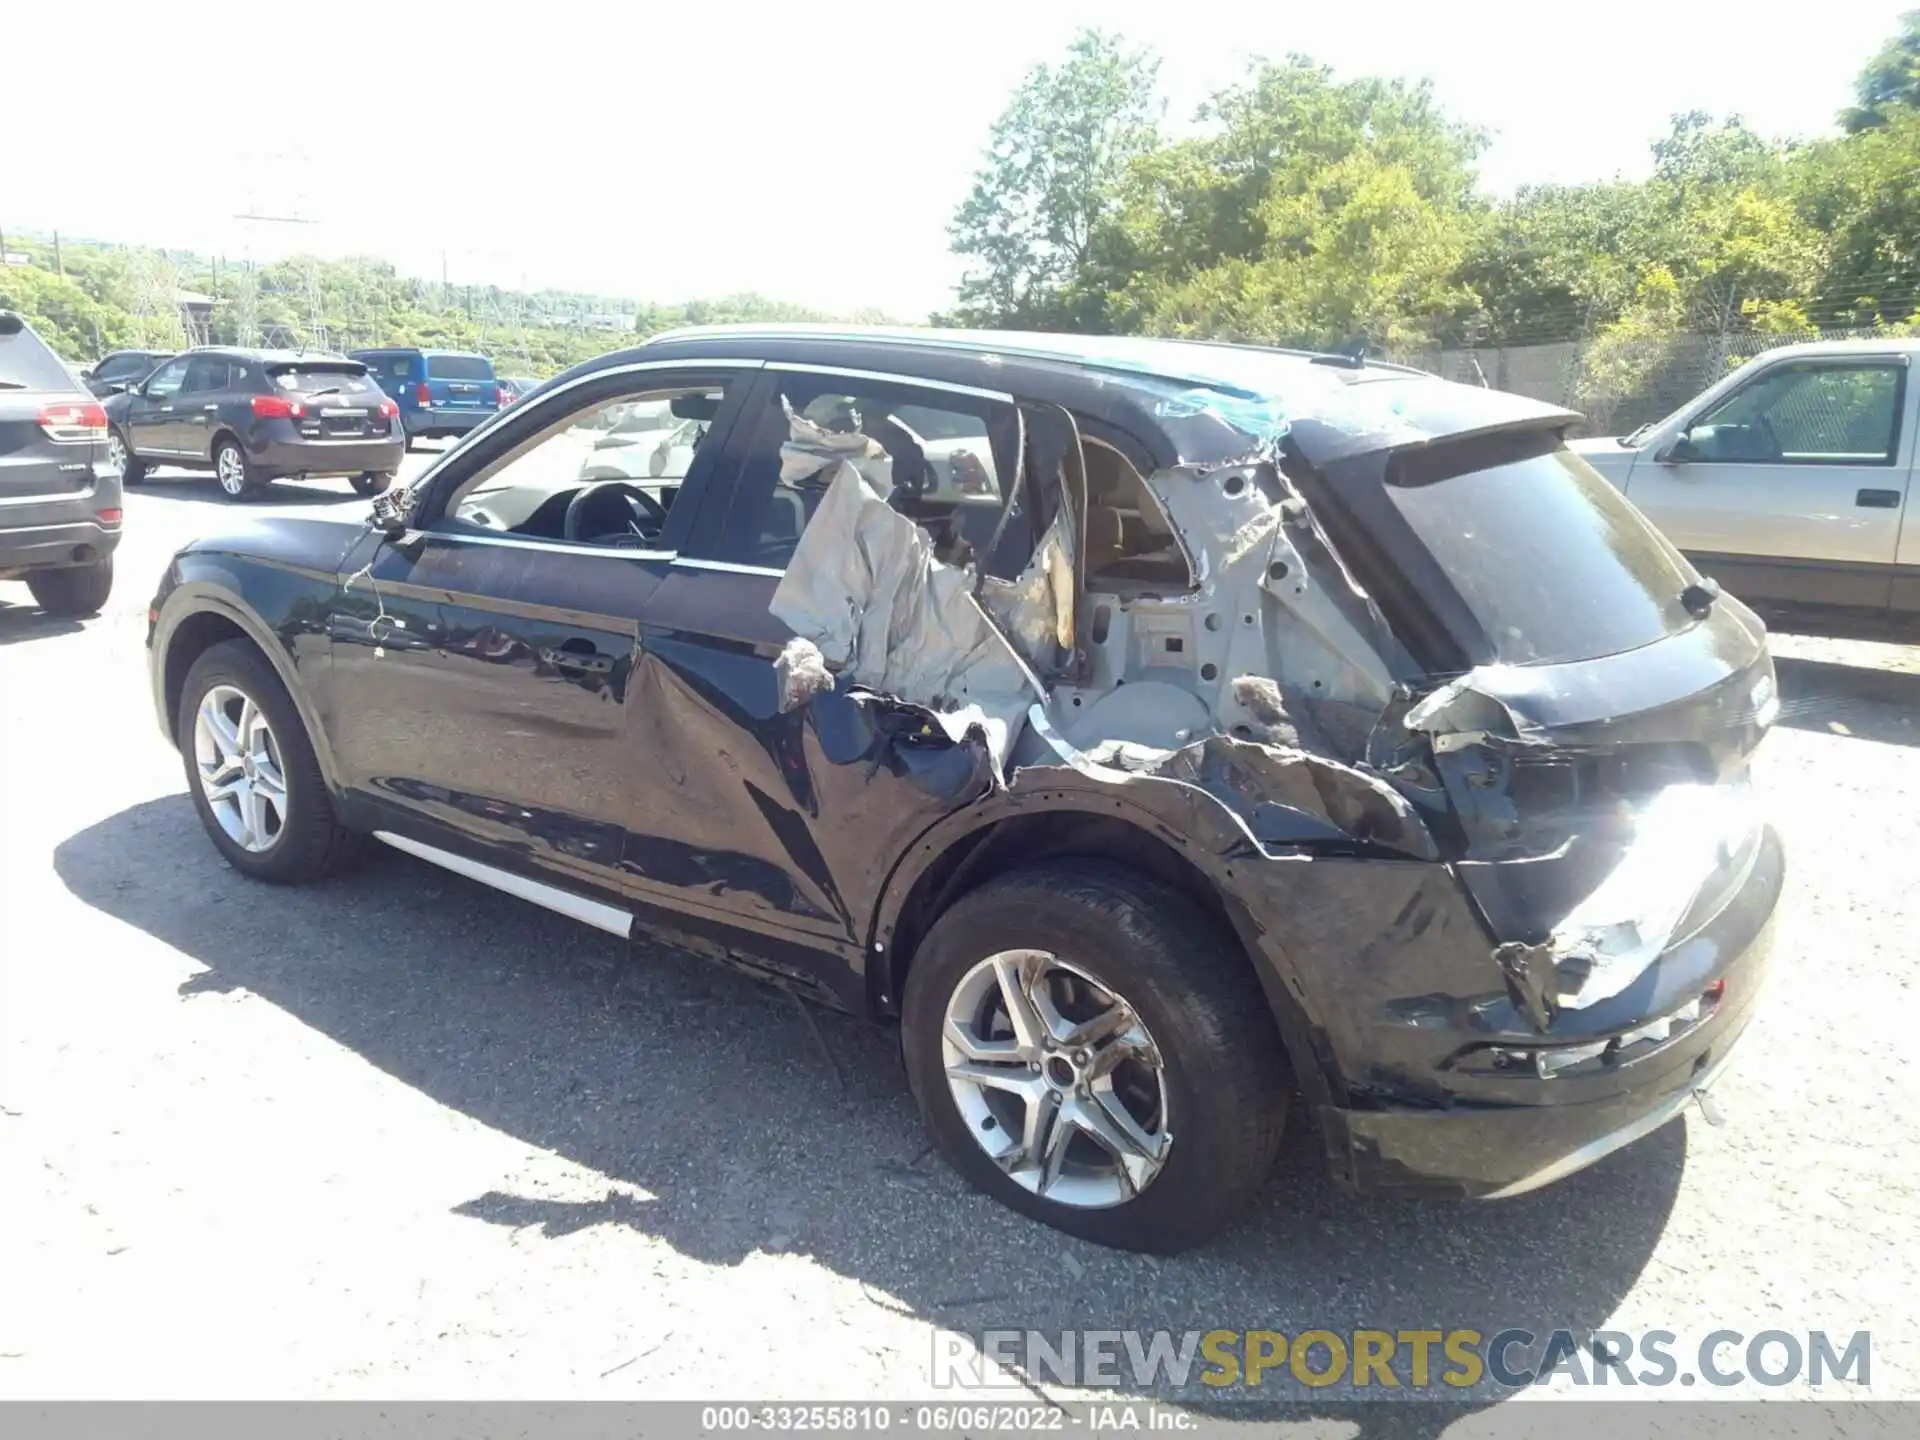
top-left (1773, 655), bottom-right (1920, 748)
top-left (56, 795), bottom-right (1686, 1429)
top-left (0, 597), bottom-right (87, 645)
top-left (130, 475), bottom-right (364, 507)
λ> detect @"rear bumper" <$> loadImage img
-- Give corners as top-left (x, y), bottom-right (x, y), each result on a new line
top-left (1317, 823), bottom-right (1785, 1198)
top-left (403, 407), bottom-right (494, 438)
top-left (246, 430), bottom-right (405, 480)
top-left (0, 515), bottom-right (123, 576)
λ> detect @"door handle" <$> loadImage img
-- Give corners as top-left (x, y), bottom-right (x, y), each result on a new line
top-left (202, 404), bottom-right (218, 412)
top-left (539, 644), bottom-right (613, 675)
top-left (1856, 488), bottom-right (1901, 508)
top-left (158, 405), bottom-right (173, 412)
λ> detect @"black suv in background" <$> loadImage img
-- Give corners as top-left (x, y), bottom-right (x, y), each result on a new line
top-left (104, 348), bottom-right (405, 502)
top-left (83, 348), bottom-right (174, 398)
top-left (0, 312), bottom-right (121, 615)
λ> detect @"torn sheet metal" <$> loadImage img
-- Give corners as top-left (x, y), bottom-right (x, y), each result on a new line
top-left (768, 401), bottom-right (1042, 764)
top-left (1024, 704), bottom-right (1438, 860)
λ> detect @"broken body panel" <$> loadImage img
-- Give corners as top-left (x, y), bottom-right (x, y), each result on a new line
top-left (146, 329), bottom-right (1785, 1200)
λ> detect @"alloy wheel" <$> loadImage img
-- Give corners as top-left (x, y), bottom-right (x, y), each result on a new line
top-left (216, 445), bottom-right (247, 496)
top-left (106, 431), bottom-right (128, 474)
top-left (193, 684), bottom-right (288, 852)
top-left (941, 950), bottom-right (1172, 1208)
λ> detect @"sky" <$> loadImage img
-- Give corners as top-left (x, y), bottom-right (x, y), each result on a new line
top-left (7, 0), bottom-right (1910, 319)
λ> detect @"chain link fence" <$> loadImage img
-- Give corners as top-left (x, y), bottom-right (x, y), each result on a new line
top-left (1391, 326), bottom-right (1902, 436)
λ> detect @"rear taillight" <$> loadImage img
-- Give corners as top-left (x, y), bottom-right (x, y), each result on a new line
top-left (378, 398), bottom-right (399, 419)
top-left (252, 395), bottom-right (304, 419)
top-left (415, 382), bottom-right (431, 406)
top-left (39, 399), bottom-right (108, 443)
top-left (495, 385), bottom-right (510, 406)
top-left (95, 508), bottom-right (123, 525)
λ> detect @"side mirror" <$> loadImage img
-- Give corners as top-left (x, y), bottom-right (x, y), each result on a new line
top-left (369, 483), bottom-right (416, 538)
top-left (1655, 431), bottom-right (1695, 465)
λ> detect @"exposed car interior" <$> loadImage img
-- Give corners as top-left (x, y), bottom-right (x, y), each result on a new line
top-left (446, 388), bottom-right (722, 546)
top-left (1082, 438), bottom-right (1195, 589)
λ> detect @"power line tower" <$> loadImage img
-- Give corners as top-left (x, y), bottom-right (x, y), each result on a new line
top-left (125, 249), bottom-right (187, 349)
top-left (478, 286), bottom-right (537, 374)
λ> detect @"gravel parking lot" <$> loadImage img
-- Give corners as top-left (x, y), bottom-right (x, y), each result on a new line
top-left (2, 455), bottom-right (1916, 1414)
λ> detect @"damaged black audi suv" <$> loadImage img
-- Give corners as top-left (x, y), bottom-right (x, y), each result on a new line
top-left (145, 326), bottom-right (1784, 1252)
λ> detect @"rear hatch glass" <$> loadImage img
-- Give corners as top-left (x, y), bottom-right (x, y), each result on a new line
top-left (426, 353), bottom-right (497, 409)
top-left (1380, 432), bottom-right (1698, 668)
top-left (0, 321), bottom-right (79, 392)
top-left (268, 364), bottom-right (390, 437)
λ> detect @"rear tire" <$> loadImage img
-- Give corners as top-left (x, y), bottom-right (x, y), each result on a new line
top-left (177, 638), bottom-right (363, 882)
top-left (901, 861), bottom-right (1290, 1254)
top-left (213, 437), bottom-right (263, 501)
top-left (26, 558), bottom-right (113, 617)
top-left (350, 470), bottom-right (393, 496)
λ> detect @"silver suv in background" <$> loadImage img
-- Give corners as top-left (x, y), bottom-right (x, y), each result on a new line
top-left (0, 312), bottom-right (122, 616)
top-left (1574, 338), bottom-right (1920, 636)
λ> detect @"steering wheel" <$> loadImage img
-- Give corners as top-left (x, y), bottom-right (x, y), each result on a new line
top-left (564, 480), bottom-right (668, 544)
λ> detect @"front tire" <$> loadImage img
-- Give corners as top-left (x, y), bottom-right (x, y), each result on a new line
top-left (901, 862), bottom-right (1290, 1254)
top-left (26, 558), bottom-right (113, 617)
top-left (177, 639), bottom-right (362, 882)
top-left (350, 470), bottom-right (393, 496)
top-left (108, 429), bottom-right (146, 485)
top-left (213, 437), bottom-right (263, 501)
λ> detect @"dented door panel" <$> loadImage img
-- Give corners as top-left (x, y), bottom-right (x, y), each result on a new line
top-left (326, 533), bottom-right (666, 895)
top-left (625, 565), bottom-right (997, 1003)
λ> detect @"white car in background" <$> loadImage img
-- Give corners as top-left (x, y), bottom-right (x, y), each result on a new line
top-left (1573, 337), bottom-right (1920, 637)
top-left (577, 402), bottom-right (706, 482)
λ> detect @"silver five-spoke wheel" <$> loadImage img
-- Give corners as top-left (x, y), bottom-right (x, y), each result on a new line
top-left (193, 684), bottom-right (288, 852)
top-left (106, 431), bottom-right (128, 475)
top-left (942, 949), bottom-right (1172, 1209)
top-left (215, 443), bottom-right (247, 496)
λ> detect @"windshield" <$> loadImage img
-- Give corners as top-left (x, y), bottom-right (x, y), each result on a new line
top-left (1381, 439), bottom-right (1699, 667)
top-left (427, 353), bottom-right (494, 381)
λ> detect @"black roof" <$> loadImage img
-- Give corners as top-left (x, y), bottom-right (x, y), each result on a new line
top-left (603, 324), bottom-right (1580, 470)
top-left (172, 346), bottom-right (363, 365)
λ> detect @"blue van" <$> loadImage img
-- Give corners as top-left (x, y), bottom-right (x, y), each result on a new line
top-left (349, 348), bottom-right (501, 449)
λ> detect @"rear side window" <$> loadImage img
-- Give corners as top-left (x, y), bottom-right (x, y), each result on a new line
top-left (427, 354), bottom-right (494, 381)
top-left (0, 321), bottom-right (77, 390)
top-left (1381, 437), bottom-right (1697, 667)
top-left (270, 364), bottom-right (378, 396)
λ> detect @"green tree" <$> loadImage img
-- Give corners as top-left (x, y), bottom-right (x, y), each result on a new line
top-left (945, 28), bottom-right (1163, 329)
top-left (1102, 57), bottom-right (1485, 350)
top-left (1843, 8), bottom-right (1920, 131)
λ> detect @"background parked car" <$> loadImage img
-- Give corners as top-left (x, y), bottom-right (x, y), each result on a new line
top-left (1575, 337), bottom-right (1920, 637)
top-left (103, 348), bottom-right (403, 502)
top-left (349, 347), bottom-right (504, 448)
top-left (498, 376), bottom-right (541, 404)
top-left (82, 348), bottom-right (174, 398)
top-left (0, 311), bottom-right (122, 615)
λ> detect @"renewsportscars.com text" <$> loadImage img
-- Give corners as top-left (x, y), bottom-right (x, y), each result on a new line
top-left (934, 1328), bottom-right (1871, 1392)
